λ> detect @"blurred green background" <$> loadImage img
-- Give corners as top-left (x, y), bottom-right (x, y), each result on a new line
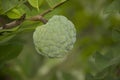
top-left (1, 0), bottom-right (120, 80)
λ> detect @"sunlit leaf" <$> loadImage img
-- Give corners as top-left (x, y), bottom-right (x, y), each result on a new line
top-left (6, 9), bottom-right (22, 19)
top-left (28, 0), bottom-right (43, 11)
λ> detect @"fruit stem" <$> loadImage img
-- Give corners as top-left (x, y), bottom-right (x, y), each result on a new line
top-left (39, 17), bottom-right (48, 24)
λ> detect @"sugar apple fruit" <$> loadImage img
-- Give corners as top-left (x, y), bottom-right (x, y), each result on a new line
top-left (33, 15), bottom-right (76, 58)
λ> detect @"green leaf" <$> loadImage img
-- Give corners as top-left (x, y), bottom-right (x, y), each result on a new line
top-left (112, 30), bottom-right (120, 42)
top-left (92, 52), bottom-right (112, 73)
top-left (18, 21), bottom-right (40, 33)
top-left (0, 26), bottom-right (20, 33)
top-left (28, 0), bottom-right (43, 11)
top-left (20, 4), bottom-right (43, 18)
top-left (0, 26), bottom-right (20, 43)
top-left (6, 9), bottom-right (21, 19)
top-left (46, 0), bottom-right (66, 8)
top-left (62, 72), bottom-right (76, 80)
top-left (1, 0), bottom-right (19, 14)
top-left (80, 44), bottom-right (100, 61)
top-left (89, 45), bottom-right (120, 75)
top-left (0, 33), bottom-right (16, 44)
top-left (0, 40), bottom-right (24, 63)
top-left (0, 1), bottom-right (2, 13)
top-left (104, 0), bottom-right (120, 14)
top-left (6, 7), bottom-right (24, 19)
top-left (86, 73), bottom-right (94, 80)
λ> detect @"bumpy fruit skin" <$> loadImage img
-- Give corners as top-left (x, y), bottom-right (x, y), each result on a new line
top-left (33, 15), bottom-right (76, 58)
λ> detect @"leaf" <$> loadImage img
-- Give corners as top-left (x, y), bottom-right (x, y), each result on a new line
top-left (0, 39), bottom-right (24, 63)
top-left (38, 0), bottom-right (44, 6)
top-left (80, 44), bottom-right (100, 61)
top-left (18, 21), bottom-right (40, 33)
top-left (86, 73), bottom-right (94, 80)
top-left (92, 52), bottom-right (112, 73)
top-left (0, 1), bottom-right (2, 13)
top-left (0, 33), bottom-right (16, 44)
top-left (1, 0), bottom-right (19, 14)
top-left (0, 21), bottom-right (39, 44)
top-left (28, 0), bottom-right (43, 11)
top-left (104, 0), bottom-right (120, 14)
top-left (112, 29), bottom-right (120, 42)
top-left (0, 26), bottom-right (20, 43)
top-left (0, 26), bottom-right (20, 33)
top-left (46, 0), bottom-right (66, 8)
top-left (20, 4), bottom-right (43, 18)
top-left (62, 72), bottom-right (76, 80)
top-left (6, 8), bottom-right (24, 19)
top-left (89, 44), bottom-right (120, 75)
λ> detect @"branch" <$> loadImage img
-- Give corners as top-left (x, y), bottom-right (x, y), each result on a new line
top-left (2, 14), bottom-right (26, 29)
top-left (27, 15), bottom-right (48, 24)
top-left (0, 0), bottom-right (67, 29)
top-left (40, 0), bottom-right (67, 16)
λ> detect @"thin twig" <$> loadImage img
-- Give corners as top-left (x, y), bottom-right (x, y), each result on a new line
top-left (0, 0), bottom-right (67, 29)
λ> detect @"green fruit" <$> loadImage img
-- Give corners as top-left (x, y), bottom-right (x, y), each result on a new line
top-left (33, 15), bottom-right (76, 58)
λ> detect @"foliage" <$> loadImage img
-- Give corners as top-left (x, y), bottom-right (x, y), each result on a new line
top-left (0, 0), bottom-right (120, 80)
